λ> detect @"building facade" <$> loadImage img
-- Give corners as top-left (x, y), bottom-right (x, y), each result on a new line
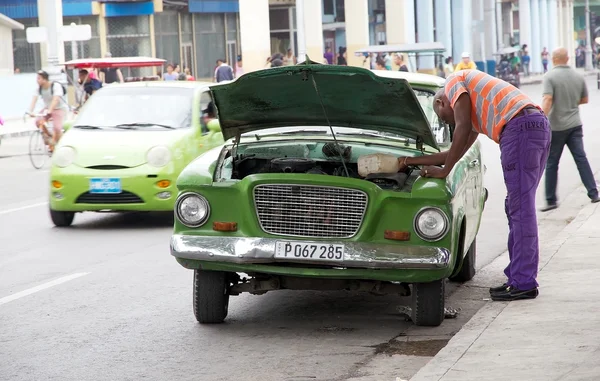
top-left (1, 0), bottom-right (584, 79)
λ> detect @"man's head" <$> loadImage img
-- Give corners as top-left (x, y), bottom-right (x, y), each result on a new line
top-left (78, 69), bottom-right (91, 83)
top-left (433, 89), bottom-right (455, 125)
top-left (375, 58), bottom-right (386, 70)
top-left (394, 53), bottom-right (404, 66)
top-left (552, 47), bottom-right (569, 65)
top-left (216, 58), bottom-right (225, 65)
top-left (166, 64), bottom-right (174, 73)
top-left (36, 70), bottom-right (50, 87)
top-left (271, 58), bottom-right (283, 67)
top-left (461, 52), bottom-right (471, 64)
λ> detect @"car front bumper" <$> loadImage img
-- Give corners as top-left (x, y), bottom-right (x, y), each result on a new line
top-left (170, 235), bottom-right (451, 270)
top-left (49, 165), bottom-right (177, 212)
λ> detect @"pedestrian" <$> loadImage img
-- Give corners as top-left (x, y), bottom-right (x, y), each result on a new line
top-left (454, 52), bottom-right (476, 70)
top-left (214, 58), bottom-right (234, 82)
top-left (444, 57), bottom-right (454, 76)
top-left (163, 63), bottom-right (178, 81)
top-left (324, 46), bottom-right (334, 65)
top-left (541, 47), bottom-right (549, 73)
top-left (540, 47), bottom-right (600, 212)
top-left (396, 69), bottom-right (551, 301)
top-left (337, 47), bottom-right (347, 66)
top-left (394, 53), bottom-right (408, 71)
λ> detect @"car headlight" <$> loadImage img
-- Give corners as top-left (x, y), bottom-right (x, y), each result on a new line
top-left (146, 145), bottom-right (171, 168)
top-left (175, 192), bottom-right (210, 227)
top-left (53, 146), bottom-right (76, 168)
top-left (414, 207), bottom-right (449, 242)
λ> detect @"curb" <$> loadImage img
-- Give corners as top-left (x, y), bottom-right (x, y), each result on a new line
top-left (0, 130), bottom-right (36, 140)
top-left (409, 186), bottom-right (598, 381)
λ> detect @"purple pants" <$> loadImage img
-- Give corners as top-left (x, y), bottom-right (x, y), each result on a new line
top-left (500, 112), bottom-right (551, 290)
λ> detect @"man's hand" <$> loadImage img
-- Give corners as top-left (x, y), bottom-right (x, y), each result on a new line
top-left (420, 166), bottom-right (448, 179)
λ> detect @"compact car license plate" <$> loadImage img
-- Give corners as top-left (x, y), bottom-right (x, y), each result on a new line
top-left (89, 178), bottom-right (122, 194)
top-left (274, 241), bottom-right (345, 261)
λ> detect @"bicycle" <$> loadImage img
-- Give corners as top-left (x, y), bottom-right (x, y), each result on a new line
top-left (24, 111), bottom-right (56, 169)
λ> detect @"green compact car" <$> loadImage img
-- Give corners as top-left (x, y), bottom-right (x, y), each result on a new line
top-left (49, 81), bottom-right (224, 227)
top-left (170, 62), bottom-right (487, 327)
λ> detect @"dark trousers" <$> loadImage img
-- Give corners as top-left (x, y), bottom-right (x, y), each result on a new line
top-left (501, 113), bottom-right (551, 290)
top-left (544, 126), bottom-right (598, 205)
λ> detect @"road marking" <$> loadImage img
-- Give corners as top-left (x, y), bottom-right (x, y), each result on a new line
top-left (0, 201), bottom-right (48, 215)
top-left (0, 272), bottom-right (90, 306)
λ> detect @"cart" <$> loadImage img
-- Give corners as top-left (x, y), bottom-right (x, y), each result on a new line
top-left (354, 42), bottom-right (446, 72)
top-left (60, 57), bottom-right (167, 107)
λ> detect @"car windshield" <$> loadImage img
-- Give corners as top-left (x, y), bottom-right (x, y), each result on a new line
top-left (74, 86), bottom-right (194, 129)
top-left (413, 89), bottom-right (437, 125)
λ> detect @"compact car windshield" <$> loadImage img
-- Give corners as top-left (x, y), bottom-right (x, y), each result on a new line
top-left (74, 87), bottom-right (194, 129)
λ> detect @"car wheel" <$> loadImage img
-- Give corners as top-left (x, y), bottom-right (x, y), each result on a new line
top-left (49, 209), bottom-right (75, 227)
top-left (450, 238), bottom-right (477, 283)
top-left (193, 269), bottom-right (229, 324)
top-left (411, 279), bottom-right (445, 327)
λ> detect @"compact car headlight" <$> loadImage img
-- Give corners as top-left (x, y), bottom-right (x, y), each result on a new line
top-left (146, 145), bottom-right (171, 168)
top-left (414, 207), bottom-right (449, 242)
top-left (53, 146), bottom-right (76, 168)
top-left (175, 192), bottom-right (210, 227)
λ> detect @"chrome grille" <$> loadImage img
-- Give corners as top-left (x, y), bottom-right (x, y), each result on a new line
top-left (253, 184), bottom-right (368, 238)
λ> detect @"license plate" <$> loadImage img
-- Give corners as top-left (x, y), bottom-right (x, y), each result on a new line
top-left (89, 178), bottom-right (122, 194)
top-left (275, 241), bottom-right (345, 262)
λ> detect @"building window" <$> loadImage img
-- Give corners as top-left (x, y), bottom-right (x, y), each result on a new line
top-left (12, 18), bottom-right (41, 73)
top-left (63, 16), bottom-right (101, 61)
top-left (106, 16), bottom-right (152, 76)
top-left (323, 0), bottom-right (334, 15)
top-left (154, 11), bottom-right (181, 66)
top-left (194, 13), bottom-right (226, 79)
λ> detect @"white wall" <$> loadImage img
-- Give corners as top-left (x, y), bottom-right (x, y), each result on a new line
top-left (0, 25), bottom-right (15, 77)
top-left (0, 74), bottom-right (43, 120)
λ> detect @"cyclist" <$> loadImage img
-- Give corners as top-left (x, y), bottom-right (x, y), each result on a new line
top-left (28, 70), bottom-right (68, 151)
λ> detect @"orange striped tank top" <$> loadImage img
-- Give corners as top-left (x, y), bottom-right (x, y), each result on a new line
top-left (445, 70), bottom-right (540, 143)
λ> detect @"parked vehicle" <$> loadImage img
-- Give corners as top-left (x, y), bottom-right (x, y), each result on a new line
top-left (170, 61), bottom-right (487, 327)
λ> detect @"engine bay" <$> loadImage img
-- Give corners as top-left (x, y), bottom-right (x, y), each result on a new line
top-left (217, 141), bottom-right (420, 191)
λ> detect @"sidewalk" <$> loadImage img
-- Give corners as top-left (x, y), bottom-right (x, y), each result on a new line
top-left (520, 67), bottom-right (597, 85)
top-left (411, 199), bottom-right (600, 380)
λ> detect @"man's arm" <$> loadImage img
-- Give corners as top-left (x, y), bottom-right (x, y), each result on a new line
top-left (580, 78), bottom-right (589, 104)
top-left (438, 93), bottom-right (475, 176)
top-left (47, 83), bottom-right (62, 114)
top-left (401, 129), bottom-right (478, 168)
top-left (117, 68), bottom-right (124, 83)
top-left (541, 75), bottom-right (554, 114)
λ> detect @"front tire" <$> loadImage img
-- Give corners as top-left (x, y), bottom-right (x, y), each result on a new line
top-left (411, 279), bottom-right (445, 327)
top-left (450, 239), bottom-right (477, 282)
top-left (193, 270), bottom-right (229, 324)
top-left (50, 209), bottom-right (75, 227)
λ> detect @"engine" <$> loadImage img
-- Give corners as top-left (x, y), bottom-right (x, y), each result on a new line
top-left (231, 156), bottom-right (411, 190)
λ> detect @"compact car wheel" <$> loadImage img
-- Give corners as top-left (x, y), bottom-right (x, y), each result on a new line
top-left (450, 238), bottom-right (477, 283)
top-left (193, 269), bottom-right (229, 324)
top-left (49, 209), bottom-right (75, 227)
top-left (411, 279), bottom-right (445, 327)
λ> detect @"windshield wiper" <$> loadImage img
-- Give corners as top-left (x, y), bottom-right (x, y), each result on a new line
top-left (114, 123), bottom-right (177, 130)
top-left (74, 125), bottom-right (103, 130)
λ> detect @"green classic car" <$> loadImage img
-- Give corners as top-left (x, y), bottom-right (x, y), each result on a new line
top-left (49, 81), bottom-right (224, 227)
top-left (170, 62), bottom-right (487, 327)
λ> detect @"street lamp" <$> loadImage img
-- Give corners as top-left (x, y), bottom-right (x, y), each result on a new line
top-left (585, 0), bottom-right (594, 71)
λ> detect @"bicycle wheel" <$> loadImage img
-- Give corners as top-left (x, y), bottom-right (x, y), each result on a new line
top-left (29, 130), bottom-right (48, 169)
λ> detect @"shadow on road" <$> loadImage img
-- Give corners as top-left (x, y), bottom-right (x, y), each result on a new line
top-left (67, 211), bottom-right (174, 230)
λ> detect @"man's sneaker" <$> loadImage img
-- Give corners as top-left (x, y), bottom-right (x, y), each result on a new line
top-left (540, 204), bottom-right (558, 212)
top-left (490, 286), bottom-right (539, 301)
top-left (591, 197), bottom-right (600, 204)
top-left (489, 283), bottom-right (508, 294)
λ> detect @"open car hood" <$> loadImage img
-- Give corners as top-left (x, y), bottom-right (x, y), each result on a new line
top-left (209, 59), bottom-right (439, 150)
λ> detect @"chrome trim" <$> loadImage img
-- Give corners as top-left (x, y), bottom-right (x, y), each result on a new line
top-left (174, 192), bottom-right (211, 228)
top-left (252, 184), bottom-right (368, 239)
top-left (412, 207), bottom-right (449, 242)
top-left (170, 235), bottom-right (451, 269)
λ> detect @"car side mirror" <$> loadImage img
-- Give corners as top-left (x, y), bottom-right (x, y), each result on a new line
top-left (207, 119), bottom-right (221, 133)
top-left (432, 117), bottom-right (451, 146)
top-left (63, 120), bottom-right (74, 132)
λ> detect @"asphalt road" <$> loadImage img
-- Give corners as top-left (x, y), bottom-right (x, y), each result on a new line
top-left (1, 79), bottom-right (599, 381)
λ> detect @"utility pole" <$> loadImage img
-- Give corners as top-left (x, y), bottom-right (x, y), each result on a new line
top-left (585, 0), bottom-right (594, 71)
top-left (296, 0), bottom-right (306, 63)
